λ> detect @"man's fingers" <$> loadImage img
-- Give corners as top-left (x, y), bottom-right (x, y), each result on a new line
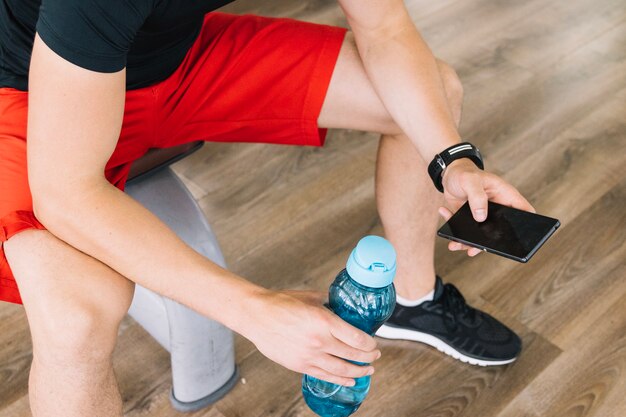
top-left (316, 354), bottom-right (374, 379)
top-left (448, 241), bottom-right (470, 251)
top-left (305, 366), bottom-right (357, 387)
top-left (463, 174), bottom-right (489, 222)
top-left (448, 241), bottom-right (483, 256)
top-left (448, 241), bottom-right (462, 251)
top-left (325, 340), bottom-right (381, 364)
top-left (503, 188), bottom-right (536, 213)
top-left (329, 317), bottom-right (377, 352)
top-left (438, 206), bottom-right (453, 221)
top-left (468, 247), bottom-right (483, 257)
top-left (485, 174), bottom-right (536, 213)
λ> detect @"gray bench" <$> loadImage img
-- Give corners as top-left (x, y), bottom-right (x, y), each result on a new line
top-left (125, 142), bottom-right (239, 412)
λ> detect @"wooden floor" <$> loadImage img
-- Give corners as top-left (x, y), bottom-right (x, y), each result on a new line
top-left (1, 0), bottom-right (625, 416)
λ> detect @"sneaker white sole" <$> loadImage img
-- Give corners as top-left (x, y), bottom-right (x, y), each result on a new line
top-left (376, 324), bottom-right (517, 367)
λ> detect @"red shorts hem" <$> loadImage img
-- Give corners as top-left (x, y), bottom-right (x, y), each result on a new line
top-left (0, 282), bottom-right (22, 305)
top-left (0, 210), bottom-right (47, 305)
top-left (0, 210), bottom-right (46, 242)
top-left (300, 26), bottom-right (347, 147)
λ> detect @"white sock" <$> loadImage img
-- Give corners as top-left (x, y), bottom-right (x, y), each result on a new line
top-left (396, 289), bottom-right (435, 307)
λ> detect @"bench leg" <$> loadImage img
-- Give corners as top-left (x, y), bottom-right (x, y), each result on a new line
top-left (125, 167), bottom-right (238, 411)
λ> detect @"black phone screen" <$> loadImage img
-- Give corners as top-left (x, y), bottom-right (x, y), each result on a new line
top-left (437, 201), bottom-right (560, 263)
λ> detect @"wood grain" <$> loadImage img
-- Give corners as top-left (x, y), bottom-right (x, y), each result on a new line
top-left (1, 0), bottom-right (625, 416)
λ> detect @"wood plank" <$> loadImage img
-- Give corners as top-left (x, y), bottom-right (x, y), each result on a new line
top-left (2, 0), bottom-right (625, 415)
top-left (479, 1), bottom-right (626, 71)
top-left (463, 28), bottom-right (626, 174)
top-left (0, 309), bottom-right (31, 412)
top-left (497, 294), bottom-right (626, 417)
top-left (212, 349), bottom-right (303, 417)
top-left (408, 0), bottom-right (549, 61)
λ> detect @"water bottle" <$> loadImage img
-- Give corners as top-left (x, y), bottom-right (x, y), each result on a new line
top-left (302, 235), bottom-right (397, 417)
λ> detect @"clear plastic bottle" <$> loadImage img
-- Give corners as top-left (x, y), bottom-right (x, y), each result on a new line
top-left (302, 235), bottom-right (396, 417)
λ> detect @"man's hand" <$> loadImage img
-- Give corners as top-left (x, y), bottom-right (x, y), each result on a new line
top-left (240, 289), bottom-right (380, 386)
top-left (438, 159), bottom-right (536, 256)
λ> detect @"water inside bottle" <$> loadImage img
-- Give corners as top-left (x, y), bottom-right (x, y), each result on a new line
top-left (302, 374), bottom-right (370, 417)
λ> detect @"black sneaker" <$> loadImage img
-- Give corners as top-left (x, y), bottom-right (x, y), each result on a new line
top-left (376, 276), bottom-right (521, 366)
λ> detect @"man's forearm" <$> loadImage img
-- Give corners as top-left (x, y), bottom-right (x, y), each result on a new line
top-left (36, 179), bottom-right (264, 334)
top-left (351, 13), bottom-right (461, 159)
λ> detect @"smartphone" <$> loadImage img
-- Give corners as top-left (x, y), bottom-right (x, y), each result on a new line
top-left (437, 201), bottom-right (560, 263)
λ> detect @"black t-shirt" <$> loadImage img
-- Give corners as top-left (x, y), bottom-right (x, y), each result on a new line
top-left (0, 0), bottom-right (233, 91)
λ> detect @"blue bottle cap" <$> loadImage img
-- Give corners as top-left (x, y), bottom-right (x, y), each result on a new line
top-left (345, 235), bottom-right (397, 288)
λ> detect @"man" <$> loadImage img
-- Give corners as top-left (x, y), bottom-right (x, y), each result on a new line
top-left (0, 0), bottom-right (534, 415)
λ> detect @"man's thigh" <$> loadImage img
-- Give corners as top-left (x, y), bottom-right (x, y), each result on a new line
top-left (318, 33), bottom-right (463, 134)
top-left (318, 32), bottom-right (398, 135)
top-left (151, 12), bottom-right (347, 150)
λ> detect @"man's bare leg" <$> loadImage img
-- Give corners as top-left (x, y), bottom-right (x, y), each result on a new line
top-left (319, 34), bottom-right (463, 299)
top-left (376, 60), bottom-right (463, 299)
top-left (4, 229), bottom-right (134, 417)
top-left (375, 138), bottom-right (442, 299)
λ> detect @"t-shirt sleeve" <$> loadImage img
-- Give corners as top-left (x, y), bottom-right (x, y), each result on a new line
top-left (36, 0), bottom-right (153, 73)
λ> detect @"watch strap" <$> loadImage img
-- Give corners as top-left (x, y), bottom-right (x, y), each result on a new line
top-left (427, 142), bottom-right (484, 192)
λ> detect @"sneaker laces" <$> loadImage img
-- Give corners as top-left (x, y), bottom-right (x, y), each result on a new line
top-left (441, 283), bottom-right (477, 328)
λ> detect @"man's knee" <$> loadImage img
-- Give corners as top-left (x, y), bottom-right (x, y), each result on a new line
top-left (5, 229), bottom-right (133, 364)
top-left (32, 301), bottom-right (125, 366)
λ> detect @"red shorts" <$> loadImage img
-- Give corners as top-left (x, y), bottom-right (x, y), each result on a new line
top-left (0, 13), bottom-right (346, 304)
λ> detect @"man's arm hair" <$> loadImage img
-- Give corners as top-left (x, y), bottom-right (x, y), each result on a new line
top-left (27, 34), bottom-right (262, 332)
top-left (337, 0), bottom-right (461, 159)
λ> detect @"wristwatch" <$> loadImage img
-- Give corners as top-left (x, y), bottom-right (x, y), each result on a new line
top-left (427, 142), bottom-right (484, 192)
